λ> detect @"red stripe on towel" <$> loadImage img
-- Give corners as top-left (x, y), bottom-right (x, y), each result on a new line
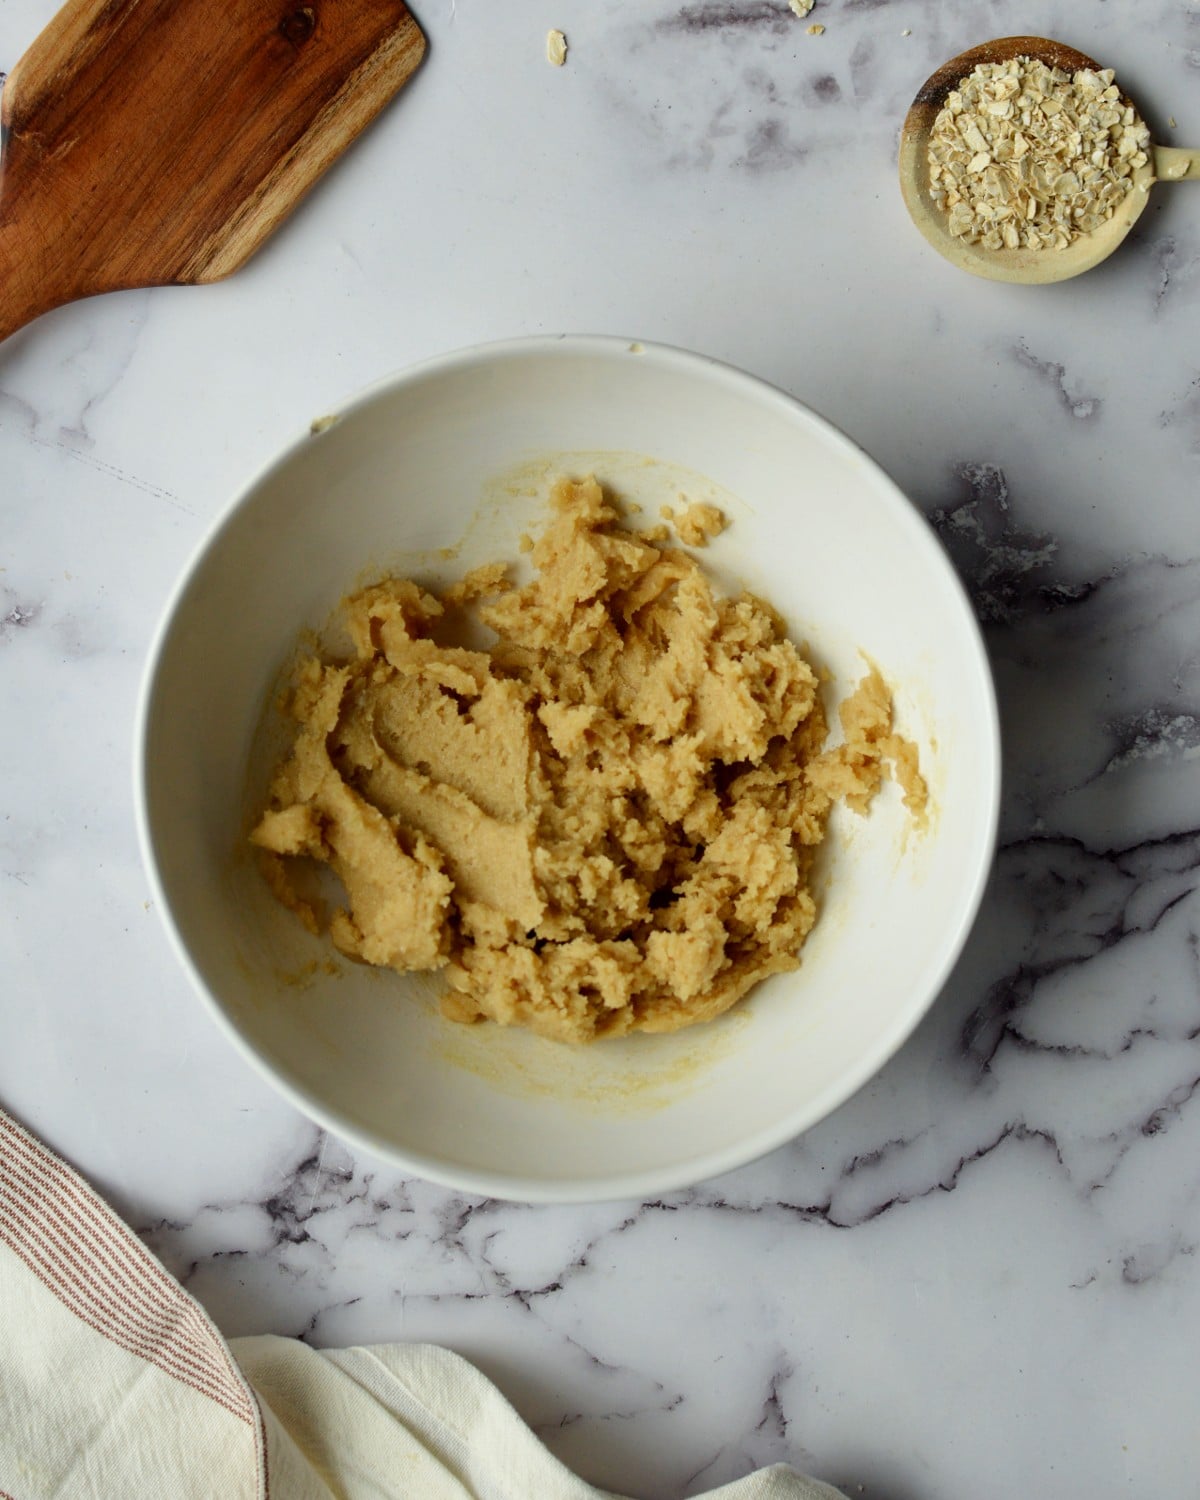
top-left (0, 1111), bottom-right (267, 1471)
top-left (0, 1115), bottom-right (247, 1380)
top-left (0, 1160), bottom-right (244, 1413)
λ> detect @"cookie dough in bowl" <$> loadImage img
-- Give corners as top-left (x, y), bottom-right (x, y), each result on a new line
top-left (136, 337), bottom-right (999, 1203)
top-left (250, 475), bottom-right (926, 1045)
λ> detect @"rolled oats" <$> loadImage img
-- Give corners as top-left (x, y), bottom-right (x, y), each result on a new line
top-left (926, 56), bottom-right (1151, 250)
top-left (546, 29), bottom-right (567, 66)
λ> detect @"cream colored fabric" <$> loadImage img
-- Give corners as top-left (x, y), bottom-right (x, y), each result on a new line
top-left (0, 1107), bottom-right (845, 1500)
top-left (238, 1336), bottom-right (846, 1500)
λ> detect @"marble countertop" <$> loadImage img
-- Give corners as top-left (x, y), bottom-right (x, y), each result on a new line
top-left (4, 1), bottom-right (1199, 1495)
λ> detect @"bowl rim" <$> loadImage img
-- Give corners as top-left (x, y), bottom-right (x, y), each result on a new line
top-left (134, 332), bottom-right (1001, 1204)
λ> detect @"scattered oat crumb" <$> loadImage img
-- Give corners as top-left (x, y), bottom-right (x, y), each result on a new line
top-left (901, 28), bottom-right (912, 37)
top-left (1169, 115), bottom-right (1177, 129)
top-left (546, 28), bottom-right (567, 66)
top-left (628, 341), bottom-right (645, 354)
top-left (788, 0), bottom-right (814, 16)
top-left (641, 524), bottom-right (671, 543)
top-left (674, 501), bottom-right (728, 547)
top-left (518, 533), bottom-right (534, 554)
top-left (309, 413), bottom-right (340, 435)
top-left (660, 504), bottom-right (675, 521)
top-left (808, 22), bottom-right (825, 36)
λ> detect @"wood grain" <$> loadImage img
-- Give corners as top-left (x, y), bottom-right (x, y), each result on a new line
top-left (0, 0), bottom-right (426, 341)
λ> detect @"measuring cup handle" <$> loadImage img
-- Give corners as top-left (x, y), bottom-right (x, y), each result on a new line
top-left (1155, 146), bottom-right (1200, 182)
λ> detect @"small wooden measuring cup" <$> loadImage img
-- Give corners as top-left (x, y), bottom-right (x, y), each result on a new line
top-left (899, 36), bottom-right (1198, 284)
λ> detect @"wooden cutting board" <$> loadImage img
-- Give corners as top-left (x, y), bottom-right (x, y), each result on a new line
top-left (0, 0), bottom-right (426, 341)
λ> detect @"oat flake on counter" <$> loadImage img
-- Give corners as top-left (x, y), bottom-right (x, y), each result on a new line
top-left (928, 56), bottom-right (1151, 251)
top-left (546, 29), bottom-right (567, 67)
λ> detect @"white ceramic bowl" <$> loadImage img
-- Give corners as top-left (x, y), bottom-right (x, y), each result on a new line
top-left (136, 336), bottom-right (999, 1203)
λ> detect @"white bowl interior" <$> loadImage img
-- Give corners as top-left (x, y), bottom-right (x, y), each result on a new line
top-left (138, 339), bottom-right (998, 1201)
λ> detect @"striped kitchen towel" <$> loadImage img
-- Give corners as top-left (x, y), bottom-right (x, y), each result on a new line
top-left (0, 1105), bottom-right (846, 1500)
